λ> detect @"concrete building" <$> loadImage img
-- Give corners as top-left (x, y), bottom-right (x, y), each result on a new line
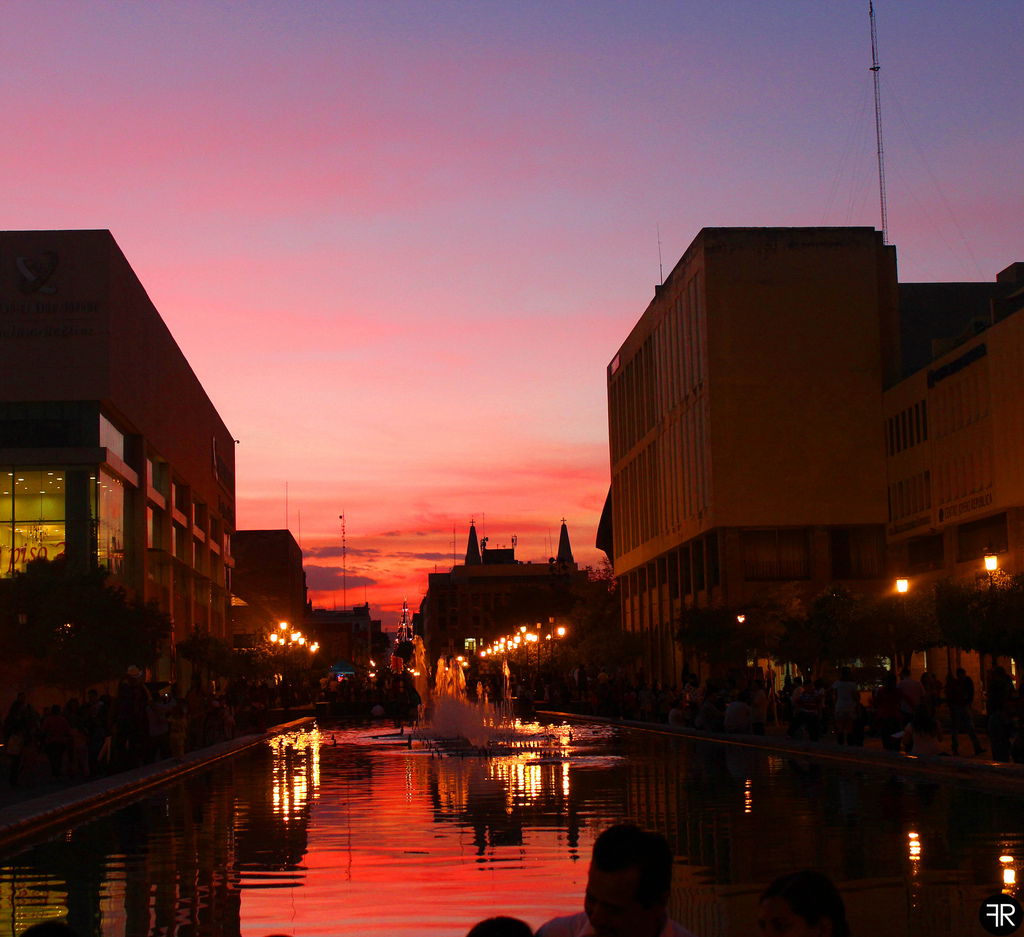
top-left (885, 262), bottom-right (1024, 675)
top-left (607, 227), bottom-right (899, 683)
top-left (231, 529), bottom-right (307, 647)
top-left (420, 520), bottom-right (585, 664)
top-left (305, 603), bottom-right (384, 675)
top-left (0, 229), bottom-right (236, 680)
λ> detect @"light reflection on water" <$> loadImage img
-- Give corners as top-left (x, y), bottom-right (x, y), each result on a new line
top-left (0, 720), bottom-right (1021, 937)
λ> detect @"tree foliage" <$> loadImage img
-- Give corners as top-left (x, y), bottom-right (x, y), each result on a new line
top-left (934, 571), bottom-right (1024, 664)
top-left (674, 581), bottom-right (950, 679)
top-left (0, 558), bottom-right (168, 690)
top-left (177, 626), bottom-right (237, 680)
top-left (561, 561), bottom-right (643, 671)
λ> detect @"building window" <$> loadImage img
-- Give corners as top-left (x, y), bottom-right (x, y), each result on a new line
top-left (706, 532), bottom-right (720, 587)
top-left (147, 457), bottom-right (169, 497)
top-left (742, 529), bottom-right (811, 580)
top-left (830, 527), bottom-right (884, 579)
top-left (907, 533), bottom-right (944, 572)
top-left (94, 468), bottom-right (126, 576)
top-left (1, 469), bottom-right (66, 576)
top-left (956, 513), bottom-right (1007, 563)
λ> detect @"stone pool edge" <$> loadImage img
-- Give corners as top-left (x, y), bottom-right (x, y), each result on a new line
top-left (537, 709), bottom-right (1024, 792)
top-left (0, 716), bottom-right (315, 858)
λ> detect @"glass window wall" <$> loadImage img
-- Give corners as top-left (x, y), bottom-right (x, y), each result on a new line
top-left (1, 470), bottom-right (66, 576)
top-left (95, 468), bottom-right (126, 576)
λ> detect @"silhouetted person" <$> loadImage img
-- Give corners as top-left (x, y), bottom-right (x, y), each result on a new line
top-left (19, 922), bottom-right (80, 937)
top-left (758, 870), bottom-right (850, 937)
top-left (537, 823), bottom-right (698, 937)
top-left (945, 667), bottom-right (983, 756)
top-left (466, 917), bottom-right (535, 937)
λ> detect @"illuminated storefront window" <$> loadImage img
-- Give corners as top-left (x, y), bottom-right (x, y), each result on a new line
top-left (0, 470), bottom-right (66, 576)
top-left (94, 469), bottom-right (126, 576)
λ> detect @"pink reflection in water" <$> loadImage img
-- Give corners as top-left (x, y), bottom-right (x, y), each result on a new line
top-left (240, 724), bottom-right (596, 936)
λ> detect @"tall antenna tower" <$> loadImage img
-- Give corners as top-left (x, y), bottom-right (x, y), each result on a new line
top-left (869, 1), bottom-right (888, 243)
top-left (339, 513), bottom-right (347, 610)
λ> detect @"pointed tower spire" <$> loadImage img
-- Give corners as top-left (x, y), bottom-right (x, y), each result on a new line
top-left (556, 518), bottom-right (575, 567)
top-left (465, 521), bottom-right (481, 566)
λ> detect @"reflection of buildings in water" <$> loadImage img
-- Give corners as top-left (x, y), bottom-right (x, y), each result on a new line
top-left (0, 861), bottom-right (72, 936)
top-left (2, 769), bottom-right (244, 937)
top-left (234, 728), bottom-right (323, 873)
top-left (618, 734), bottom-right (1021, 937)
top-left (133, 774), bottom-right (241, 937)
top-left (424, 724), bottom-right (608, 858)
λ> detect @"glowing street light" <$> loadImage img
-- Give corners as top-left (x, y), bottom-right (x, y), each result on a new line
top-left (895, 578), bottom-right (909, 594)
top-left (984, 552), bottom-right (999, 572)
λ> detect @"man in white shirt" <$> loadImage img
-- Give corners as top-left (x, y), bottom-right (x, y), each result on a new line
top-left (536, 824), bottom-right (699, 937)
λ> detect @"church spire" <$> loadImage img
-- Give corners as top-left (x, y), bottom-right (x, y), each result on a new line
top-left (556, 518), bottom-right (575, 566)
top-left (465, 521), bottom-right (481, 566)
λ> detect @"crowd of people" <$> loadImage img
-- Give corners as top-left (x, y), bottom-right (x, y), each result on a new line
top-left (0, 669), bottom-right (297, 790)
top-left (517, 661), bottom-right (1023, 763)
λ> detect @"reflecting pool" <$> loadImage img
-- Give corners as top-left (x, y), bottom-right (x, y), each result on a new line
top-left (1, 719), bottom-right (1021, 936)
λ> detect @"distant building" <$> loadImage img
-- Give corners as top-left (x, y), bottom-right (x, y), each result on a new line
top-left (419, 520), bottom-right (586, 664)
top-left (606, 227), bottom-right (898, 683)
top-left (231, 529), bottom-right (307, 647)
top-left (305, 603), bottom-right (384, 674)
top-left (884, 261), bottom-right (1024, 675)
top-left (0, 229), bottom-right (236, 683)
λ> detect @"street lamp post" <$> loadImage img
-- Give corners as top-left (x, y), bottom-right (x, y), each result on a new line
top-left (268, 620), bottom-right (320, 706)
top-left (894, 578), bottom-right (909, 673)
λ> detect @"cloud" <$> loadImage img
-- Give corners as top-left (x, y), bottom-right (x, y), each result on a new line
top-left (392, 551), bottom-right (452, 562)
top-left (304, 545), bottom-right (381, 559)
top-left (304, 565), bottom-right (377, 591)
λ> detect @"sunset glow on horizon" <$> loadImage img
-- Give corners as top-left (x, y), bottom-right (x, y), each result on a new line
top-left (3, 1), bottom-right (1021, 627)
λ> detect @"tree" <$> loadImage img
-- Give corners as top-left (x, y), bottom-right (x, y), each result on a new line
top-left (562, 561), bottom-right (643, 672)
top-left (845, 588), bottom-right (938, 674)
top-left (176, 626), bottom-right (237, 684)
top-left (676, 604), bottom-right (752, 671)
top-left (933, 571), bottom-right (1024, 670)
top-left (0, 558), bottom-right (168, 691)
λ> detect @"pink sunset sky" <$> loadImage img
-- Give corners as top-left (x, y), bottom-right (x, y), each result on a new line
top-left (3, 1), bottom-right (1022, 627)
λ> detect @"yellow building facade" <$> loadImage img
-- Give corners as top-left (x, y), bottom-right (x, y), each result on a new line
top-left (608, 227), bottom-right (899, 683)
top-left (885, 262), bottom-right (1024, 678)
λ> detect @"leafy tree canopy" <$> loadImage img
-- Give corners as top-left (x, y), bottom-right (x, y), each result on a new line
top-left (0, 558), bottom-right (168, 691)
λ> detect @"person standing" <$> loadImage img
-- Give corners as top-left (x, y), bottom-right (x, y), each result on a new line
top-left (789, 679), bottom-right (824, 741)
top-left (830, 667), bottom-right (860, 746)
top-left (986, 665), bottom-right (1016, 762)
top-left (536, 824), bottom-right (699, 937)
top-left (872, 672), bottom-right (903, 751)
top-left (3, 692), bottom-right (34, 786)
top-left (897, 667), bottom-right (924, 721)
top-left (945, 668), bottom-right (984, 756)
top-left (39, 705), bottom-right (72, 780)
top-left (113, 666), bottom-right (151, 770)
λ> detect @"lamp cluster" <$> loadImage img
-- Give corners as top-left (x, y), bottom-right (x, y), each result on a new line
top-left (268, 620), bottom-right (320, 654)
top-left (479, 623), bottom-right (567, 659)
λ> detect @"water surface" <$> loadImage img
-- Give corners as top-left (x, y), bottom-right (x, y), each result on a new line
top-left (1, 720), bottom-right (1020, 936)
